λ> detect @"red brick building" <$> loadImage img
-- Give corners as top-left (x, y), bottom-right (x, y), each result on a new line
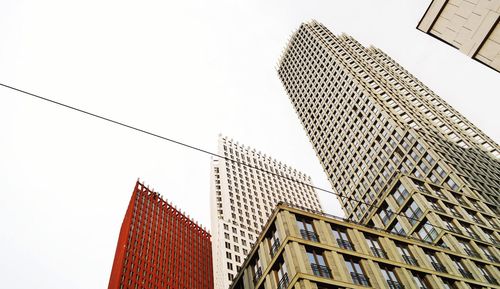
top-left (108, 181), bottom-right (213, 289)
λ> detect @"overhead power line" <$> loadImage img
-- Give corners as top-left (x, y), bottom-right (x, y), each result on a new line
top-left (1, 82), bottom-right (476, 245)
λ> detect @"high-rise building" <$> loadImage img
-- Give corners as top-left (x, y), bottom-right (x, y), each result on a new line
top-left (417, 0), bottom-right (500, 72)
top-left (210, 135), bottom-right (323, 289)
top-left (278, 20), bottom-right (500, 265)
top-left (230, 203), bottom-right (499, 289)
top-left (108, 181), bottom-right (213, 289)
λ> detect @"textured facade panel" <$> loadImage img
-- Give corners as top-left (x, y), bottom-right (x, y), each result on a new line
top-left (277, 20), bottom-right (499, 270)
top-left (417, 0), bottom-right (500, 71)
top-left (230, 204), bottom-right (500, 289)
top-left (108, 181), bottom-right (213, 289)
top-left (211, 136), bottom-right (322, 289)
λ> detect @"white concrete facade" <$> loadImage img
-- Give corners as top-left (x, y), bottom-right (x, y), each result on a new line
top-left (210, 135), bottom-right (322, 289)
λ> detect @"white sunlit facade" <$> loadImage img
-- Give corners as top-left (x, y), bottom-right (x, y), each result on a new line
top-left (210, 135), bottom-right (322, 289)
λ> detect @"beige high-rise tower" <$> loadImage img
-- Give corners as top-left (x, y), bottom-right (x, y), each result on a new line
top-left (417, 0), bottom-right (500, 72)
top-left (276, 20), bottom-right (499, 285)
top-left (210, 135), bottom-right (322, 289)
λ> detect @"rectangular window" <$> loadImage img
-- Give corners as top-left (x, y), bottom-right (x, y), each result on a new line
top-left (380, 266), bottom-right (403, 289)
top-left (405, 201), bottom-right (423, 225)
top-left (307, 249), bottom-right (332, 278)
top-left (297, 216), bottom-right (319, 242)
top-left (366, 235), bottom-right (386, 258)
top-left (332, 226), bottom-right (354, 250)
top-left (392, 183), bottom-right (409, 205)
top-left (345, 257), bottom-right (370, 286)
top-left (417, 220), bottom-right (438, 242)
top-left (396, 243), bottom-right (417, 266)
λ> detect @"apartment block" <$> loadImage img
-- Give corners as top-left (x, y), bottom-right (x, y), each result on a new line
top-left (108, 181), bottom-right (213, 289)
top-left (277, 20), bottom-right (500, 264)
top-left (417, 0), bottom-right (500, 72)
top-left (211, 136), bottom-right (322, 289)
top-left (230, 204), bottom-right (499, 289)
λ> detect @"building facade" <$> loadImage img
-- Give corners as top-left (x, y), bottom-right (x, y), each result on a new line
top-left (211, 136), bottom-right (323, 289)
top-left (230, 204), bottom-right (499, 289)
top-left (108, 181), bottom-right (213, 289)
top-left (417, 0), bottom-right (500, 72)
top-left (277, 21), bottom-right (500, 264)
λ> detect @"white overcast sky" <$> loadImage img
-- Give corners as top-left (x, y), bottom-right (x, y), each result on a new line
top-left (1, 1), bottom-right (498, 288)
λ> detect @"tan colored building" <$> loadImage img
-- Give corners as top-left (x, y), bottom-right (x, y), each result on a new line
top-left (230, 203), bottom-right (499, 289)
top-left (277, 19), bottom-right (500, 278)
top-left (417, 0), bottom-right (500, 72)
top-left (211, 135), bottom-right (322, 289)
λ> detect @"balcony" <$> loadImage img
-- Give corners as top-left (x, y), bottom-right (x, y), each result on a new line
top-left (370, 247), bottom-right (387, 258)
top-left (431, 261), bottom-right (447, 273)
top-left (484, 274), bottom-right (498, 285)
top-left (270, 238), bottom-right (280, 257)
top-left (387, 280), bottom-right (405, 289)
top-left (311, 263), bottom-right (332, 278)
top-left (463, 248), bottom-right (480, 258)
top-left (253, 267), bottom-right (262, 284)
top-left (350, 272), bottom-right (370, 286)
top-left (277, 272), bottom-right (289, 289)
top-left (300, 229), bottom-right (319, 242)
top-left (458, 268), bottom-right (473, 279)
top-left (402, 254), bottom-right (418, 266)
top-left (337, 238), bottom-right (354, 251)
top-left (445, 225), bottom-right (460, 234)
top-left (430, 204), bottom-right (444, 213)
top-left (485, 254), bottom-right (498, 263)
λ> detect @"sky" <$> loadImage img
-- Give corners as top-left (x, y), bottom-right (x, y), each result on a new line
top-left (0, 1), bottom-right (499, 288)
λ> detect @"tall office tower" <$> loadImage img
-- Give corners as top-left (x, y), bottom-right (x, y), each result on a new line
top-left (210, 135), bottom-right (323, 289)
top-left (108, 181), bottom-right (213, 289)
top-left (417, 0), bottom-right (500, 72)
top-left (278, 21), bottom-right (500, 265)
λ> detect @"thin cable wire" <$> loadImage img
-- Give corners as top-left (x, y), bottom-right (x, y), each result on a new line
top-left (1, 82), bottom-right (481, 243)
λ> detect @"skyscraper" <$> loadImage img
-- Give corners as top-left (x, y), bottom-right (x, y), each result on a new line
top-left (108, 181), bottom-right (213, 289)
top-left (417, 0), bottom-right (500, 72)
top-left (278, 20), bottom-right (499, 262)
top-left (210, 135), bottom-right (322, 289)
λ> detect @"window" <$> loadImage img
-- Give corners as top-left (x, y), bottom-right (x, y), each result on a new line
top-left (396, 243), bottom-right (417, 266)
top-left (380, 266), bottom-right (403, 289)
top-left (426, 251), bottom-right (446, 272)
top-left (366, 235), bottom-right (386, 258)
top-left (297, 217), bottom-right (319, 241)
top-left (379, 203), bottom-right (394, 225)
top-left (307, 249), bottom-right (332, 278)
top-left (417, 220), bottom-right (438, 242)
top-left (345, 257), bottom-right (369, 286)
top-left (457, 239), bottom-right (479, 258)
top-left (442, 278), bottom-right (457, 289)
top-left (477, 264), bottom-right (498, 285)
top-left (332, 226), bottom-right (354, 250)
top-left (452, 258), bottom-right (472, 279)
top-left (412, 273), bottom-right (430, 289)
top-left (251, 257), bottom-right (262, 284)
top-left (405, 201), bottom-right (423, 225)
top-left (478, 245), bottom-right (497, 262)
top-left (390, 221), bottom-right (406, 236)
top-left (392, 183), bottom-right (409, 205)
top-left (275, 261), bottom-right (289, 289)
top-left (446, 177), bottom-right (458, 190)
top-left (269, 227), bottom-right (281, 257)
